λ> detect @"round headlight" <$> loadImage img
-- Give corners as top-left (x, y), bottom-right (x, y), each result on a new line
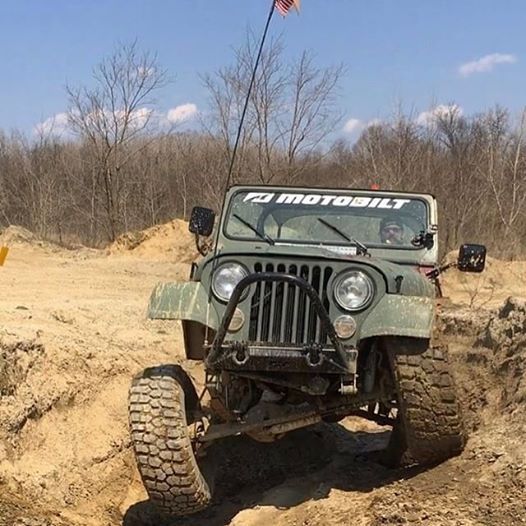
top-left (212, 262), bottom-right (249, 302)
top-left (334, 270), bottom-right (374, 311)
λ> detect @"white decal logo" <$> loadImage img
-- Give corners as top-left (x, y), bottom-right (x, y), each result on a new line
top-left (243, 192), bottom-right (275, 203)
top-left (243, 192), bottom-right (410, 209)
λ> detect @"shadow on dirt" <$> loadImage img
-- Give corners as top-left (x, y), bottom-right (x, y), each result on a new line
top-left (122, 421), bottom-right (425, 526)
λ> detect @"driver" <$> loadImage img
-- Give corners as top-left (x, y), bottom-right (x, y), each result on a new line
top-left (380, 217), bottom-right (404, 245)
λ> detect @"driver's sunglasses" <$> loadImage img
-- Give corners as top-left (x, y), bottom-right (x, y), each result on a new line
top-left (384, 225), bottom-right (402, 233)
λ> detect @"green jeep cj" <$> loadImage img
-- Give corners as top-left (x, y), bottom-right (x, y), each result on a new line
top-left (128, 185), bottom-right (486, 517)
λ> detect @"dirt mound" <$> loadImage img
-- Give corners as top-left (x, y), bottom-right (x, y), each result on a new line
top-left (441, 254), bottom-right (526, 308)
top-left (440, 296), bottom-right (526, 422)
top-left (0, 226), bottom-right (67, 256)
top-left (439, 308), bottom-right (491, 337)
top-left (0, 245), bottom-right (193, 524)
top-left (0, 226), bottom-right (39, 246)
top-left (477, 297), bottom-right (526, 412)
top-left (110, 219), bottom-right (197, 262)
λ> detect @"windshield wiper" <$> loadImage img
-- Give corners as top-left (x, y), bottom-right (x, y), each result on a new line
top-left (233, 214), bottom-right (275, 245)
top-left (317, 218), bottom-right (368, 255)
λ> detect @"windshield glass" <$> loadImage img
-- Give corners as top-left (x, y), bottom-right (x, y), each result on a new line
top-left (224, 190), bottom-right (429, 249)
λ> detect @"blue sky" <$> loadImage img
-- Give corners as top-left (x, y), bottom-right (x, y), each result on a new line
top-left (1, 0), bottom-right (524, 136)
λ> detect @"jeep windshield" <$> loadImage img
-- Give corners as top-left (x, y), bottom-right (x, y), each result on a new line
top-left (224, 190), bottom-right (428, 250)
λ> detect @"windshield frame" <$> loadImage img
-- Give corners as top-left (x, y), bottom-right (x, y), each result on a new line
top-left (222, 188), bottom-right (431, 252)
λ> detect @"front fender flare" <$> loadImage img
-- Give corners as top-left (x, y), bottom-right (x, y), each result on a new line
top-left (359, 295), bottom-right (434, 340)
top-left (147, 282), bottom-right (219, 329)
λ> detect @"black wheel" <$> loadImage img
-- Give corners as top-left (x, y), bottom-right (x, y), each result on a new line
top-left (128, 365), bottom-right (213, 516)
top-left (383, 338), bottom-right (466, 467)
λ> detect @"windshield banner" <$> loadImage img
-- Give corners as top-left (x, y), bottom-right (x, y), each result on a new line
top-left (243, 192), bottom-right (411, 210)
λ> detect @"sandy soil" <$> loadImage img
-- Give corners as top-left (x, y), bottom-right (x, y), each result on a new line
top-left (1, 226), bottom-right (525, 526)
top-left (441, 253), bottom-right (526, 309)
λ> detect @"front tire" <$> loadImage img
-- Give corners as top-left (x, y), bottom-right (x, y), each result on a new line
top-left (384, 338), bottom-right (466, 467)
top-left (128, 365), bottom-right (213, 516)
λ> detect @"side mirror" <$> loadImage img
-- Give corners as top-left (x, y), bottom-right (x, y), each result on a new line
top-left (189, 206), bottom-right (215, 237)
top-left (457, 244), bottom-right (486, 273)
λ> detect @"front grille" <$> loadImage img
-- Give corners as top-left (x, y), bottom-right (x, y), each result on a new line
top-left (248, 262), bottom-right (333, 345)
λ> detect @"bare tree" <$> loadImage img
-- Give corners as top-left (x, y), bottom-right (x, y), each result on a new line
top-left (505, 110), bottom-right (526, 242)
top-left (66, 41), bottom-right (168, 241)
top-left (432, 106), bottom-right (487, 249)
top-left (481, 108), bottom-right (526, 255)
top-left (350, 109), bottom-right (435, 191)
top-left (202, 32), bottom-right (343, 189)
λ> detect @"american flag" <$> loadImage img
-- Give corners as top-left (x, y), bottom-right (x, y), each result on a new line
top-left (274, 0), bottom-right (300, 17)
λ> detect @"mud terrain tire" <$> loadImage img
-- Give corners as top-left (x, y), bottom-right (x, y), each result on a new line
top-left (128, 365), bottom-right (212, 516)
top-left (384, 338), bottom-right (466, 467)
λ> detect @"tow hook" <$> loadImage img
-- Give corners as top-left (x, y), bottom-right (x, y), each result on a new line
top-left (304, 344), bottom-right (323, 367)
top-left (231, 342), bottom-right (249, 366)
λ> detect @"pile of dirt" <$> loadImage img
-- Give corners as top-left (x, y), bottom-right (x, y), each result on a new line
top-left (0, 226), bottom-right (69, 256)
top-left (0, 226), bottom-right (38, 245)
top-left (439, 307), bottom-right (492, 337)
top-left (477, 297), bottom-right (526, 413)
top-left (437, 296), bottom-right (526, 450)
top-left (110, 219), bottom-right (197, 262)
top-left (441, 253), bottom-right (526, 308)
top-left (0, 244), bottom-right (194, 524)
top-left (440, 296), bottom-right (526, 420)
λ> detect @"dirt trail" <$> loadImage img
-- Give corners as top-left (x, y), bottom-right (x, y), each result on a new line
top-left (1, 227), bottom-right (525, 525)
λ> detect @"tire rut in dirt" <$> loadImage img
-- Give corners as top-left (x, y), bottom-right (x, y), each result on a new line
top-left (385, 338), bottom-right (466, 467)
top-left (128, 364), bottom-right (213, 517)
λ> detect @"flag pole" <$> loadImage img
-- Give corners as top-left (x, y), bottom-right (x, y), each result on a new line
top-left (223, 0), bottom-right (276, 192)
top-left (203, 1), bottom-right (277, 340)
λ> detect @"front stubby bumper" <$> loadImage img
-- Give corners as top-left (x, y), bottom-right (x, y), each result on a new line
top-left (205, 272), bottom-right (357, 376)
